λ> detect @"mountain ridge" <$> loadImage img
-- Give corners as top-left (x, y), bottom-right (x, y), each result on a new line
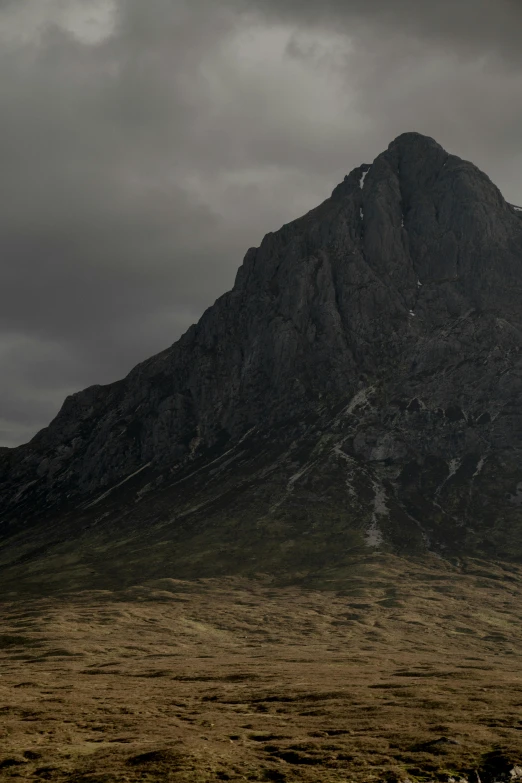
top-left (2, 131), bottom-right (522, 593)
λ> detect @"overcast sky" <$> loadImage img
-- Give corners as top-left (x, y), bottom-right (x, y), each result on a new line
top-left (1, 0), bottom-right (521, 447)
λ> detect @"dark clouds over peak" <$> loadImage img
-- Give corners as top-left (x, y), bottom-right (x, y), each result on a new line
top-left (1, 0), bottom-right (521, 446)
top-left (245, 0), bottom-right (522, 62)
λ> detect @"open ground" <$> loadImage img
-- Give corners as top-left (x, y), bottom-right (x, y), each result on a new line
top-left (1, 554), bottom-right (522, 782)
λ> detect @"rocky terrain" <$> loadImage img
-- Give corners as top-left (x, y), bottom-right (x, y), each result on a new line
top-left (2, 132), bottom-right (522, 589)
top-left (1, 132), bottom-right (522, 781)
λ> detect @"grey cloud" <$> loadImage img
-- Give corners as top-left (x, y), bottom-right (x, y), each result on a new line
top-left (245, 0), bottom-right (522, 63)
top-left (0, 1), bottom-right (248, 444)
top-left (1, 0), bottom-right (521, 446)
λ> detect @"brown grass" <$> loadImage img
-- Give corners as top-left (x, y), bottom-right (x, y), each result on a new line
top-left (1, 554), bottom-right (522, 782)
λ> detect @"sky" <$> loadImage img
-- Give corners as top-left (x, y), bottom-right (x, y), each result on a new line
top-left (1, 0), bottom-right (521, 447)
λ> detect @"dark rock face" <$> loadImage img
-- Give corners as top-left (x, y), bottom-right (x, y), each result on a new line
top-left (2, 132), bottom-right (522, 580)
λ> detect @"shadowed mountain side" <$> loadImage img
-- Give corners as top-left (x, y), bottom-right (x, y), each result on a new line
top-left (2, 132), bottom-right (522, 593)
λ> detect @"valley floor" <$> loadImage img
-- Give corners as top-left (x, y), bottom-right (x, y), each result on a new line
top-left (1, 555), bottom-right (522, 782)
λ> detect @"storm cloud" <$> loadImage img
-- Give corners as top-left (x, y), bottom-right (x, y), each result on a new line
top-left (1, 0), bottom-right (521, 446)
top-left (245, 0), bottom-right (522, 59)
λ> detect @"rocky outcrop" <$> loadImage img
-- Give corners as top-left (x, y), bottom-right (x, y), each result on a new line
top-left (2, 132), bottom-right (522, 570)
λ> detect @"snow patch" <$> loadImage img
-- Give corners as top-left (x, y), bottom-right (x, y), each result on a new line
top-left (435, 458), bottom-right (461, 499)
top-left (360, 207), bottom-right (364, 220)
top-left (175, 500), bottom-right (209, 519)
top-left (359, 168), bottom-right (370, 189)
top-left (469, 455), bottom-right (487, 500)
top-left (373, 482), bottom-right (388, 516)
top-left (366, 523), bottom-right (383, 548)
top-left (472, 456), bottom-right (486, 480)
top-left (332, 444), bottom-right (348, 460)
top-left (171, 444), bottom-right (237, 487)
top-left (12, 479), bottom-right (38, 504)
top-left (171, 427), bottom-right (255, 488)
top-left (409, 310), bottom-right (416, 317)
top-left (269, 454), bottom-right (320, 513)
top-left (366, 480), bottom-right (387, 548)
top-left (287, 465), bottom-right (311, 490)
top-left (85, 462), bottom-right (152, 508)
top-left (344, 386), bottom-right (375, 416)
top-left (417, 279), bottom-right (422, 287)
top-left (237, 426), bottom-right (257, 445)
top-left (447, 458), bottom-right (460, 480)
top-left (332, 443), bottom-right (357, 496)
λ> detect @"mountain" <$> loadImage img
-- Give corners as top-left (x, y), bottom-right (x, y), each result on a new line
top-left (2, 131), bottom-right (522, 595)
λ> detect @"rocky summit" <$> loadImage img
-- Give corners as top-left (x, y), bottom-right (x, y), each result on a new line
top-left (2, 131), bottom-right (522, 593)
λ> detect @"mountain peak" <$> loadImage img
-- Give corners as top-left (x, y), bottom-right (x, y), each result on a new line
top-left (2, 133), bottom-right (522, 593)
top-left (383, 130), bottom-right (449, 177)
top-left (388, 130), bottom-right (443, 150)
